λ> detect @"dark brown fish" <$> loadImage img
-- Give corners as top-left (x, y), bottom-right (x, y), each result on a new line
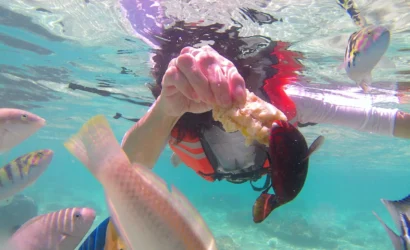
top-left (253, 121), bottom-right (324, 223)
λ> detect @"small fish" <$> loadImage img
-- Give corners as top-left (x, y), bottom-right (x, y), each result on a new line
top-left (79, 217), bottom-right (126, 250)
top-left (340, 25), bottom-right (392, 92)
top-left (0, 149), bottom-right (53, 201)
top-left (0, 108), bottom-right (46, 153)
top-left (373, 194), bottom-right (410, 250)
top-left (6, 207), bottom-right (96, 250)
top-left (170, 152), bottom-right (181, 167)
top-left (336, 0), bottom-right (367, 27)
top-left (252, 120), bottom-right (324, 223)
top-left (64, 115), bottom-right (218, 250)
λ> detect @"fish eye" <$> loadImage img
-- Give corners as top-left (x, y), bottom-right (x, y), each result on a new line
top-left (21, 114), bottom-right (28, 120)
top-left (73, 212), bottom-right (82, 219)
top-left (37, 152), bottom-right (44, 157)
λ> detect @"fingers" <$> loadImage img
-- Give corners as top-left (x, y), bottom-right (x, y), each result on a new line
top-left (228, 67), bottom-right (246, 106)
top-left (176, 54), bottom-right (214, 103)
top-left (165, 46), bottom-right (246, 108)
top-left (162, 64), bottom-right (197, 101)
top-left (207, 64), bottom-right (231, 108)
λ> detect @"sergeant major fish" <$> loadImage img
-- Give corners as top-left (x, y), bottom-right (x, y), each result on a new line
top-left (64, 115), bottom-right (218, 250)
top-left (5, 207), bottom-right (96, 250)
top-left (0, 149), bottom-right (53, 201)
top-left (0, 108), bottom-right (46, 154)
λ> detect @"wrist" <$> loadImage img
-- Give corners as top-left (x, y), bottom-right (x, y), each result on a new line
top-left (151, 95), bottom-right (181, 128)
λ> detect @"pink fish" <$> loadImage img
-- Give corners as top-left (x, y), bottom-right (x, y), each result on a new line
top-left (0, 149), bottom-right (54, 201)
top-left (64, 115), bottom-right (218, 250)
top-left (0, 109), bottom-right (46, 153)
top-left (5, 207), bottom-right (96, 250)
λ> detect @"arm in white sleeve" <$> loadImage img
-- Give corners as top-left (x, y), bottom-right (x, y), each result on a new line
top-left (286, 85), bottom-right (398, 136)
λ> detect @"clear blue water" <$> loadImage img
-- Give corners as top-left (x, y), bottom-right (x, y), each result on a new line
top-left (1, 0), bottom-right (410, 249)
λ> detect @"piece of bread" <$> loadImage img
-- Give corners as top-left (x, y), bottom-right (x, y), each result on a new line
top-left (213, 89), bottom-right (287, 146)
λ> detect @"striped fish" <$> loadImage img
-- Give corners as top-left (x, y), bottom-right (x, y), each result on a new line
top-left (342, 25), bottom-right (390, 92)
top-left (337, 0), bottom-right (394, 92)
top-left (64, 115), bottom-right (218, 250)
top-left (79, 217), bottom-right (126, 250)
top-left (0, 149), bottom-right (53, 201)
top-left (5, 207), bottom-right (96, 250)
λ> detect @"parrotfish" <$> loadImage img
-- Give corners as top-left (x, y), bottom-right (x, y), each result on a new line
top-left (373, 194), bottom-right (410, 250)
top-left (252, 121), bottom-right (324, 223)
top-left (341, 25), bottom-right (392, 92)
top-left (79, 217), bottom-right (126, 250)
top-left (0, 149), bottom-right (53, 201)
top-left (5, 207), bottom-right (96, 250)
top-left (64, 115), bottom-right (218, 250)
top-left (0, 108), bottom-right (46, 153)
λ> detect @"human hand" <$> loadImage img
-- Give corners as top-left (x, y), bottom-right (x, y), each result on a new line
top-left (157, 45), bottom-right (247, 117)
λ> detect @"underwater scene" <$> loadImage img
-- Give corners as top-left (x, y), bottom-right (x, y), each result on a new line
top-left (1, 0), bottom-right (410, 249)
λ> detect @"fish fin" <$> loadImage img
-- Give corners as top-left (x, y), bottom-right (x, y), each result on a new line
top-left (337, 61), bottom-right (347, 71)
top-left (358, 74), bottom-right (372, 93)
top-left (58, 234), bottom-right (68, 244)
top-left (106, 197), bottom-right (133, 250)
top-left (381, 195), bottom-right (410, 231)
top-left (170, 153), bottom-right (181, 167)
top-left (302, 135), bottom-right (325, 162)
top-left (64, 115), bottom-right (130, 182)
top-left (252, 193), bottom-right (279, 223)
top-left (373, 211), bottom-right (403, 250)
top-left (170, 185), bottom-right (212, 235)
top-left (376, 56), bottom-right (396, 69)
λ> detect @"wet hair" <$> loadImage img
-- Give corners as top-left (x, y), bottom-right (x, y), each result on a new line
top-left (148, 21), bottom-right (256, 142)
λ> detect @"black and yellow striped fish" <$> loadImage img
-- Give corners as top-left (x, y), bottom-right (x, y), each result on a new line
top-left (0, 149), bottom-right (53, 200)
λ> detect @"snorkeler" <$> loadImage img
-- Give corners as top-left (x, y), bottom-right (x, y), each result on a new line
top-left (119, 1), bottom-right (410, 180)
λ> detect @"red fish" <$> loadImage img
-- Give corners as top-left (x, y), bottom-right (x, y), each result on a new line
top-left (253, 121), bottom-right (324, 223)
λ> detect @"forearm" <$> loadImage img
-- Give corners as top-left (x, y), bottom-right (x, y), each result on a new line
top-left (289, 92), bottom-right (398, 136)
top-left (121, 95), bottom-right (180, 168)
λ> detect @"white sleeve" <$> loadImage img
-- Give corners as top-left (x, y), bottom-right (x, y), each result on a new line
top-left (287, 86), bottom-right (398, 136)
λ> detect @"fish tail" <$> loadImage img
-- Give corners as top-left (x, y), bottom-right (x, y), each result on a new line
top-left (64, 115), bottom-right (129, 182)
top-left (252, 193), bottom-right (281, 223)
top-left (373, 211), bottom-right (403, 250)
top-left (381, 195), bottom-right (410, 231)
